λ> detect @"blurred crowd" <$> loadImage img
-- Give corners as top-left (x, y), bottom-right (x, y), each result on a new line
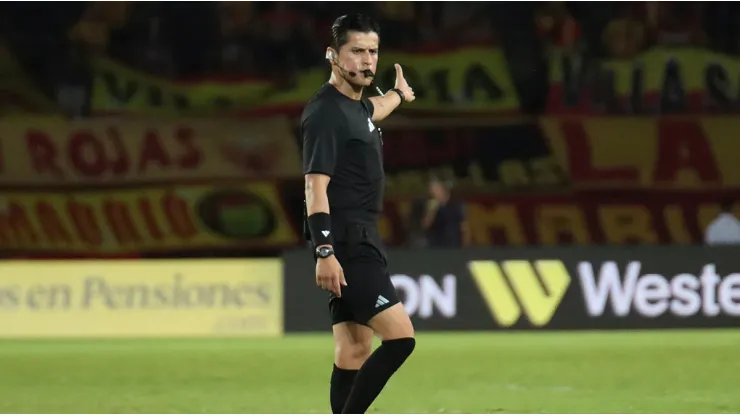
top-left (535, 2), bottom-right (739, 59)
top-left (2, 1), bottom-right (740, 116)
top-left (1, 1), bottom-right (739, 250)
top-left (1, 1), bottom-right (499, 80)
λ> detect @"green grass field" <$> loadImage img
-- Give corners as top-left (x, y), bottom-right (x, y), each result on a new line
top-left (1, 329), bottom-right (738, 414)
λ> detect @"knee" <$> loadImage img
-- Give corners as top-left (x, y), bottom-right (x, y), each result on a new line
top-left (369, 303), bottom-right (415, 340)
top-left (385, 336), bottom-right (415, 358)
top-left (335, 341), bottom-right (372, 369)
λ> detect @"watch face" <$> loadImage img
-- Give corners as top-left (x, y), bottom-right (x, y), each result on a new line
top-left (318, 247), bottom-right (332, 257)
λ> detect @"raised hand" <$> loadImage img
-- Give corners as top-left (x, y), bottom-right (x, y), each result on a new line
top-left (393, 63), bottom-right (416, 103)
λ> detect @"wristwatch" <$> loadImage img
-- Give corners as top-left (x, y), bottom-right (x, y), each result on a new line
top-left (316, 246), bottom-right (335, 259)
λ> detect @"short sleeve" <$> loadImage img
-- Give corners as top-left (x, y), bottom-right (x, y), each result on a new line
top-left (361, 97), bottom-right (375, 119)
top-left (302, 104), bottom-right (341, 176)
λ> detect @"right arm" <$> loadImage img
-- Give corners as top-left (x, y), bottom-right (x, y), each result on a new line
top-left (302, 104), bottom-right (346, 295)
top-left (302, 104), bottom-right (339, 227)
top-left (305, 173), bottom-right (331, 248)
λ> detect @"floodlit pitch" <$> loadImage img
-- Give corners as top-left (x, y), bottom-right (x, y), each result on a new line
top-left (0, 330), bottom-right (738, 413)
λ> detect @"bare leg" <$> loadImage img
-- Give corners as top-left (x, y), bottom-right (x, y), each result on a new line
top-left (341, 304), bottom-right (416, 414)
top-left (330, 322), bottom-right (373, 413)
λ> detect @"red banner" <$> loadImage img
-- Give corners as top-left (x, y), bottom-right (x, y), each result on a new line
top-left (378, 119), bottom-right (566, 197)
top-left (0, 117), bottom-right (300, 186)
top-left (379, 191), bottom-right (739, 246)
top-left (377, 116), bottom-right (740, 246)
top-left (539, 116), bottom-right (740, 190)
top-left (0, 181), bottom-right (299, 255)
top-left (377, 116), bottom-right (740, 196)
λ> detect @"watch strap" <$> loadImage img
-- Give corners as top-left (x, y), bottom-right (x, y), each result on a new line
top-left (391, 88), bottom-right (405, 104)
top-left (316, 246), bottom-right (335, 258)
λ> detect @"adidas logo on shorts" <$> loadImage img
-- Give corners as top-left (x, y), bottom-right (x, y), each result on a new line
top-left (375, 295), bottom-right (390, 308)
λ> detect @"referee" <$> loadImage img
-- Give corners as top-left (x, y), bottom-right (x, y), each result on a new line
top-left (301, 14), bottom-right (416, 414)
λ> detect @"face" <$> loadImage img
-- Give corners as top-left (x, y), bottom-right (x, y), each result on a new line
top-left (429, 181), bottom-right (447, 200)
top-left (334, 30), bottom-right (379, 87)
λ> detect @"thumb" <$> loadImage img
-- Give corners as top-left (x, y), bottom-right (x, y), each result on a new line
top-left (340, 271), bottom-right (347, 286)
top-left (394, 63), bottom-right (403, 79)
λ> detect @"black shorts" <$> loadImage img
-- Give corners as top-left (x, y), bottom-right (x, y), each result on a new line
top-left (318, 223), bottom-right (400, 326)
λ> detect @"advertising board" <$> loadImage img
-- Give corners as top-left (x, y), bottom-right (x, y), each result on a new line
top-left (282, 246), bottom-right (740, 331)
top-left (0, 259), bottom-right (283, 338)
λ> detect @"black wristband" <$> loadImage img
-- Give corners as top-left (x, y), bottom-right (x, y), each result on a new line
top-left (391, 88), bottom-right (405, 104)
top-left (307, 212), bottom-right (333, 247)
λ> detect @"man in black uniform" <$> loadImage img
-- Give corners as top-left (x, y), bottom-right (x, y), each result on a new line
top-left (301, 14), bottom-right (416, 415)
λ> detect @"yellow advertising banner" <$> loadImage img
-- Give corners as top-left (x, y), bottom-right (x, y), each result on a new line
top-left (0, 259), bottom-right (283, 338)
top-left (539, 116), bottom-right (740, 189)
top-left (90, 46), bottom-right (519, 115)
top-left (0, 116), bottom-right (300, 185)
top-left (547, 47), bottom-right (740, 114)
top-left (0, 181), bottom-right (299, 254)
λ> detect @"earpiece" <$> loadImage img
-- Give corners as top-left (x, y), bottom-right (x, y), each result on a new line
top-left (325, 49), bottom-right (335, 62)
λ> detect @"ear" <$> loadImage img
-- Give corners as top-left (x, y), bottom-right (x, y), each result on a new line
top-left (325, 48), bottom-right (334, 62)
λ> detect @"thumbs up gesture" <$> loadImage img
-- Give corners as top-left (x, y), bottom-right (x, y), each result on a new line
top-left (393, 63), bottom-right (416, 103)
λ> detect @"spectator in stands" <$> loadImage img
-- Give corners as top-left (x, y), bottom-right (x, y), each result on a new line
top-left (457, 7), bottom-right (496, 45)
top-left (535, 2), bottom-right (582, 55)
top-left (142, 16), bottom-right (177, 77)
top-left (68, 15), bottom-right (110, 56)
top-left (97, 1), bottom-right (131, 31)
top-left (55, 45), bottom-right (88, 117)
top-left (103, 2), bottom-right (176, 77)
top-left (255, 2), bottom-right (312, 87)
top-left (68, 2), bottom-right (134, 57)
top-left (374, 2), bottom-right (416, 48)
top-left (602, 6), bottom-right (647, 59)
top-left (64, 2), bottom-right (137, 116)
top-left (439, 2), bottom-right (491, 45)
top-left (640, 2), bottom-right (706, 47)
top-left (412, 176), bottom-right (469, 248)
top-left (415, 3), bottom-right (442, 48)
top-left (705, 199), bottom-right (740, 245)
top-left (217, 1), bottom-right (257, 75)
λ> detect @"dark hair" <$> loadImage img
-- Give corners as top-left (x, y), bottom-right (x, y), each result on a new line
top-left (720, 198), bottom-right (735, 212)
top-left (331, 14), bottom-right (380, 50)
top-left (429, 175), bottom-right (453, 190)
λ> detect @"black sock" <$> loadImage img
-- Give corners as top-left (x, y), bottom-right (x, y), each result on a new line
top-left (331, 365), bottom-right (359, 414)
top-left (342, 338), bottom-right (416, 414)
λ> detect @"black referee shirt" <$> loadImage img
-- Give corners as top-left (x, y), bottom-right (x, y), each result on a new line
top-left (301, 83), bottom-right (384, 234)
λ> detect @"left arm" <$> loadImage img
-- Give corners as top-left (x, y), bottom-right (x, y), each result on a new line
top-left (368, 63), bottom-right (415, 122)
top-left (368, 91), bottom-right (403, 122)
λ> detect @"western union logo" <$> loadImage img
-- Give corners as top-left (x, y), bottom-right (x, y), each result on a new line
top-left (468, 260), bottom-right (571, 327)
